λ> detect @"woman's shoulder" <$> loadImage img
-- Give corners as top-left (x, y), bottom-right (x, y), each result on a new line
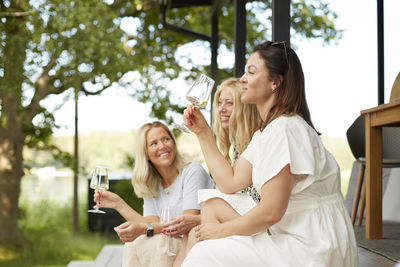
top-left (184, 161), bottom-right (202, 169)
top-left (254, 115), bottom-right (317, 146)
top-left (181, 162), bottom-right (212, 186)
top-left (182, 162), bottom-right (207, 175)
top-left (264, 115), bottom-right (310, 134)
top-left (272, 114), bottom-right (303, 126)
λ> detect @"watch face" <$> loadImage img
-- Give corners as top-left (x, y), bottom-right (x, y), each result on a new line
top-left (146, 222), bottom-right (154, 237)
top-left (147, 229), bottom-right (154, 236)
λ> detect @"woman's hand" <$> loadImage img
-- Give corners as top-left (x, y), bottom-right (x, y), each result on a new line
top-left (183, 105), bottom-right (210, 135)
top-left (93, 190), bottom-right (122, 210)
top-left (114, 221), bottom-right (146, 243)
top-left (193, 223), bottom-right (225, 241)
top-left (162, 214), bottom-right (200, 238)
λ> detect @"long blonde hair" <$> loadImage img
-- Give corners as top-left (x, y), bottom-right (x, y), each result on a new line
top-left (212, 78), bottom-right (260, 163)
top-left (132, 121), bottom-right (188, 198)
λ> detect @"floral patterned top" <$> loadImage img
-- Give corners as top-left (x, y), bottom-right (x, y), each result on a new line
top-left (233, 145), bottom-right (261, 203)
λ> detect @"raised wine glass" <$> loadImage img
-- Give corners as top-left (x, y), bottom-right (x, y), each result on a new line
top-left (88, 166), bottom-right (109, 214)
top-left (172, 74), bottom-right (215, 132)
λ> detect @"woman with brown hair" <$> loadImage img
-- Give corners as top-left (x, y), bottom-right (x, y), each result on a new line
top-left (181, 41), bottom-right (358, 266)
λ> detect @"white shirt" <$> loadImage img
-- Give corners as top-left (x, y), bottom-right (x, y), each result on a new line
top-left (143, 162), bottom-right (214, 217)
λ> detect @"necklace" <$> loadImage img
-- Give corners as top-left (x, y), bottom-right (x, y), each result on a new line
top-left (163, 186), bottom-right (171, 195)
top-left (162, 174), bottom-right (178, 195)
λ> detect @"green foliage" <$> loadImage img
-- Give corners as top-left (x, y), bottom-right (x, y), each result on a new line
top-left (114, 0), bottom-right (344, 123)
top-left (124, 153), bottom-right (135, 170)
top-left (18, 200), bottom-right (72, 235)
top-left (113, 179), bottom-right (144, 215)
top-left (0, 200), bottom-right (120, 267)
top-left (291, 0), bottom-right (342, 44)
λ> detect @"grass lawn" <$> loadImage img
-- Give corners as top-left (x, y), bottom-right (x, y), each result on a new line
top-left (0, 200), bottom-right (121, 267)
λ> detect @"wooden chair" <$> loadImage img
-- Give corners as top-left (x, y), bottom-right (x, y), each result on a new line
top-left (348, 72), bottom-right (400, 226)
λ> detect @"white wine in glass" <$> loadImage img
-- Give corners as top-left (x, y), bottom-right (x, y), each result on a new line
top-left (88, 166), bottom-right (109, 214)
top-left (172, 74), bottom-right (215, 132)
top-left (186, 96), bottom-right (208, 109)
top-left (161, 206), bottom-right (178, 256)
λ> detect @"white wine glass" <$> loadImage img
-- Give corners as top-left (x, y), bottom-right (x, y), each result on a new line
top-left (88, 166), bottom-right (109, 214)
top-left (172, 74), bottom-right (215, 132)
top-left (161, 206), bottom-right (178, 256)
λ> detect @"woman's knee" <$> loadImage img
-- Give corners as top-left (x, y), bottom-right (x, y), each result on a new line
top-left (201, 198), bottom-right (239, 223)
top-left (202, 197), bottom-right (222, 210)
top-left (201, 198), bottom-right (226, 222)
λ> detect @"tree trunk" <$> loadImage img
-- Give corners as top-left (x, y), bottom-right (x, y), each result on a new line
top-left (0, 4), bottom-right (28, 244)
top-left (0, 132), bottom-right (24, 244)
top-left (73, 88), bottom-right (79, 234)
top-left (0, 65), bottom-right (25, 244)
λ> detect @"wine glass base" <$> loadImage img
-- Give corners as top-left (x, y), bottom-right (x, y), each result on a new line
top-left (171, 122), bottom-right (190, 133)
top-left (88, 209), bottom-right (106, 214)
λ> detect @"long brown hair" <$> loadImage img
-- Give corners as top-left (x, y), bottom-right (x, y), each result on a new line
top-left (253, 41), bottom-right (319, 134)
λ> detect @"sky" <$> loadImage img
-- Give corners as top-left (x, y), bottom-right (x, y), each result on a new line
top-left (49, 0), bottom-right (400, 138)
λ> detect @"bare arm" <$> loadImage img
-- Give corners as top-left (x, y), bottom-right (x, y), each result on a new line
top-left (114, 218), bottom-right (160, 243)
top-left (184, 105), bottom-right (252, 193)
top-left (115, 210), bottom-right (200, 242)
top-left (196, 165), bottom-right (294, 240)
top-left (95, 190), bottom-right (146, 222)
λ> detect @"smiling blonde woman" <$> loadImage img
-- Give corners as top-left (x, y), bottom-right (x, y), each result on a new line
top-left (93, 121), bottom-right (214, 267)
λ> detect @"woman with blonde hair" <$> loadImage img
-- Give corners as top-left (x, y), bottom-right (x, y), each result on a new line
top-left (93, 121), bottom-right (214, 267)
top-left (211, 77), bottom-right (261, 203)
top-left (171, 78), bottom-right (262, 267)
top-left (195, 78), bottom-right (261, 220)
top-left (212, 77), bottom-right (259, 164)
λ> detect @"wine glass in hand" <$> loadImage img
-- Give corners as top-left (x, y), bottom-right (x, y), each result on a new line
top-left (88, 166), bottom-right (109, 214)
top-left (172, 74), bottom-right (215, 132)
top-left (161, 206), bottom-right (178, 256)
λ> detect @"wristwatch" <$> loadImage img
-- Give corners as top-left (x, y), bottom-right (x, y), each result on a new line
top-left (146, 222), bottom-right (154, 237)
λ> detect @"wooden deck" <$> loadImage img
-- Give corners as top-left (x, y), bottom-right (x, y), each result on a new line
top-left (66, 245), bottom-right (123, 267)
top-left (66, 245), bottom-right (398, 266)
top-left (358, 247), bottom-right (397, 267)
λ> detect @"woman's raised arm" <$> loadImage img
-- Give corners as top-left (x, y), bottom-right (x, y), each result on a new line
top-left (184, 105), bottom-right (252, 193)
